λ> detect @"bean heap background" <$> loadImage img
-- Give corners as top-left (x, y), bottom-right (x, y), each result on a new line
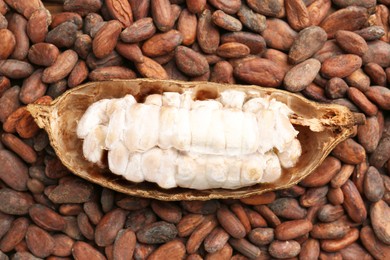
top-left (0, 0), bottom-right (389, 259)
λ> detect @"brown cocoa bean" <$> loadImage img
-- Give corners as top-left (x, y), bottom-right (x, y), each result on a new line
top-left (289, 26), bottom-right (327, 64)
top-left (113, 229), bottom-right (136, 259)
top-left (342, 180), bottom-right (367, 223)
top-left (347, 87), bottom-right (378, 116)
top-left (321, 54), bottom-right (362, 79)
top-left (28, 43), bottom-right (59, 67)
top-left (247, 0), bottom-right (285, 17)
top-left (148, 239), bottom-right (186, 260)
top-left (177, 214), bottom-right (204, 237)
top-left (335, 30), bottom-right (368, 56)
top-left (0, 189), bottom-right (34, 215)
top-left (248, 228), bottom-right (274, 246)
top-left (300, 186), bottom-right (329, 207)
top-left (59, 204), bottom-right (83, 216)
top-left (186, 216), bottom-right (218, 254)
top-left (313, 40), bottom-right (344, 63)
top-left (320, 6), bottom-right (369, 38)
top-left (8, 13), bottom-right (29, 60)
top-left (27, 8), bottom-right (51, 44)
top-left (0, 217), bottom-right (29, 252)
top-left (151, 201), bottom-right (182, 224)
top-left (361, 225), bottom-right (390, 259)
top-left (209, 0), bottom-right (241, 14)
top-left (339, 242), bottom-right (373, 260)
top-left (25, 225), bottom-right (55, 258)
top-left (307, 0), bottom-right (332, 26)
top-left (216, 42), bottom-right (250, 59)
top-left (77, 212), bottom-right (94, 240)
top-left (48, 179), bottom-right (94, 204)
top-left (177, 8), bottom-right (197, 46)
top-left (275, 219), bottom-right (313, 240)
top-left (42, 50), bottom-right (78, 84)
top-left (0, 60), bottom-right (34, 79)
top-left (83, 202), bottom-right (103, 225)
top-left (345, 69), bottom-right (370, 92)
top-left (301, 156), bottom-right (341, 187)
top-left (262, 18), bottom-right (297, 51)
top-left (269, 240), bottom-right (301, 259)
top-left (253, 205), bottom-right (281, 228)
top-left (20, 69), bottom-right (47, 104)
top-left (137, 221), bottom-right (178, 244)
top-left (29, 204), bottom-right (65, 232)
top-left (52, 234), bottom-right (74, 257)
top-left (0, 29), bottom-right (15, 60)
top-left (229, 238), bottom-right (261, 259)
top-left (364, 166), bottom-right (385, 202)
top-left (115, 195), bottom-right (150, 211)
top-left (51, 12), bottom-right (83, 29)
top-left (72, 241), bottom-right (106, 260)
top-left (63, 0), bottom-right (102, 16)
top-left (328, 187), bottom-right (345, 205)
top-left (45, 21), bottom-right (78, 48)
top-left (92, 20), bottom-right (122, 59)
top-left (221, 32), bottom-right (266, 55)
top-left (363, 40), bottom-right (390, 67)
top-left (142, 30), bottom-right (183, 57)
top-left (67, 60), bottom-right (88, 88)
top-left (311, 221), bottom-right (350, 239)
top-left (365, 86), bottom-right (390, 110)
top-left (283, 58), bottom-right (321, 92)
top-left (105, 0), bottom-right (133, 27)
top-left (151, 0), bottom-right (173, 32)
top-left (212, 10), bottom-right (242, 32)
top-left (370, 200), bottom-right (390, 244)
top-left (197, 9), bottom-right (220, 54)
top-left (204, 227), bottom-right (230, 253)
top-left (331, 164), bottom-right (355, 188)
top-left (115, 42), bottom-right (144, 63)
top-left (230, 203), bottom-right (251, 234)
top-left (89, 66), bottom-right (137, 81)
top-left (186, 0), bottom-right (206, 14)
top-left (332, 138), bottom-right (366, 164)
top-left (217, 206), bottom-right (246, 239)
top-left (0, 212), bottom-right (14, 240)
top-left (94, 208), bottom-right (127, 246)
top-left (0, 149), bottom-right (28, 191)
top-left (181, 200), bottom-right (219, 214)
top-left (237, 4), bottom-right (266, 33)
top-left (325, 78), bottom-right (348, 99)
top-left (120, 17), bottom-right (156, 43)
top-left (317, 204), bottom-right (345, 222)
top-left (320, 228), bottom-right (360, 252)
top-left (129, 0), bottom-right (150, 20)
top-left (355, 26), bottom-right (385, 41)
top-left (364, 62), bottom-right (386, 86)
top-left (135, 56), bottom-right (169, 79)
top-left (285, 0), bottom-right (310, 31)
top-left (210, 61), bottom-right (235, 84)
top-left (74, 34), bottom-right (92, 60)
top-left (233, 57), bottom-right (284, 88)
top-left (299, 238), bottom-right (320, 260)
top-left (1, 133), bottom-right (36, 164)
top-left (269, 198), bottom-right (307, 219)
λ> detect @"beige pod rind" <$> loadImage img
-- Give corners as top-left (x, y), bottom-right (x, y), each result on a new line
top-left (27, 79), bottom-right (363, 200)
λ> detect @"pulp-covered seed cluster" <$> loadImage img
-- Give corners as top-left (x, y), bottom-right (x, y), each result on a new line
top-left (77, 90), bottom-right (302, 189)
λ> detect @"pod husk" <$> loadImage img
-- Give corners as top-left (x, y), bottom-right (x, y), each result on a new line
top-left (27, 79), bottom-right (360, 200)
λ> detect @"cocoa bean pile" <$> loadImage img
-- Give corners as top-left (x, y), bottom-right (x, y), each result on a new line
top-left (0, 0), bottom-right (390, 259)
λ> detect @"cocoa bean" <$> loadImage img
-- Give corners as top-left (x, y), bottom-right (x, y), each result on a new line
top-left (321, 54), bottom-right (362, 78)
top-left (0, 217), bottom-right (29, 252)
top-left (148, 239), bottom-right (186, 260)
top-left (307, 0), bottom-right (332, 26)
top-left (285, 0), bottom-right (310, 31)
top-left (27, 8), bottom-right (51, 44)
top-left (269, 240), bottom-right (301, 259)
top-left (51, 12), bottom-right (83, 29)
top-left (332, 138), bottom-right (366, 164)
top-left (177, 214), bottom-right (204, 237)
top-left (197, 9), bottom-right (220, 54)
top-left (204, 227), bottom-right (230, 253)
top-left (244, 208), bottom-right (268, 228)
top-left (0, 60), bottom-right (34, 79)
top-left (0, 150), bottom-right (28, 191)
top-left (137, 221), bottom-right (178, 244)
top-left (300, 186), bottom-right (329, 207)
top-left (29, 204), bottom-right (66, 231)
top-left (8, 13), bottom-right (29, 60)
top-left (365, 86), bottom-right (390, 110)
top-left (135, 56), bottom-right (169, 79)
top-left (94, 208), bottom-right (127, 246)
top-left (221, 32), bottom-right (266, 55)
top-left (229, 238), bottom-right (261, 259)
top-left (115, 42), bottom-right (144, 63)
top-left (46, 21), bottom-right (78, 48)
top-left (25, 225), bottom-right (55, 258)
top-left (321, 228), bottom-right (360, 252)
top-left (345, 69), bottom-right (370, 92)
top-left (331, 164), bottom-right (355, 188)
top-left (0, 29), bottom-right (15, 60)
top-left (361, 226), bottom-right (390, 259)
top-left (247, 0), bottom-right (285, 17)
top-left (89, 66), bottom-right (137, 81)
top-left (48, 179), bottom-right (94, 204)
top-left (301, 156), bottom-right (341, 187)
top-left (186, 0), bottom-right (205, 14)
top-left (364, 166), bottom-right (385, 202)
top-left (253, 205), bottom-right (281, 228)
top-left (318, 204), bottom-right (345, 222)
top-left (237, 4), bottom-right (266, 33)
top-left (347, 87), bottom-right (378, 116)
top-left (205, 243), bottom-right (233, 260)
top-left (186, 216), bottom-right (218, 254)
top-left (362, 40), bottom-right (390, 67)
top-left (105, 0), bottom-right (133, 27)
top-left (72, 241), bottom-right (106, 260)
top-left (212, 10), bottom-right (242, 32)
top-left (209, 0), bottom-right (241, 14)
top-left (210, 61), bottom-right (235, 84)
top-left (113, 229), bottom-right (136, 259)
top-left (313, 40), bottom-right (344, 63)
top-left (125, 208), bottom-right (157, 232)
top-left (150, 201), bottom-right (182, 224)
top-left (77, 212), bottom-right (94, 240)
top-left (370, 200), bottom-right (390, 244)
top-left (52, 234), bottom-right (74, 257)
top-left (342, 180), bottom-right (367, 223)
top-left (262, 18), bottom-right (297, 51)
top-left (151, 0), bottom-right (173, 32)
top-left (269, 198), bottom-right (307, 219)
top-left (311, 221), bottom-right (350, 239)
top-left (299, 238), bottom-right (320, 260)
top-left (283, 58), bottom-right (321, 92)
